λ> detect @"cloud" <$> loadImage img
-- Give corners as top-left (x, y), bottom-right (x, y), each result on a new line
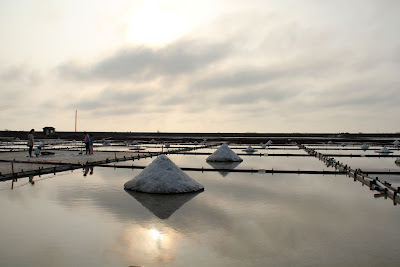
top-left (57, 38), bottom-right (231, 82)
top-left (0, 65), bottom-right (42, 85)
top-left (219, 86), bottom-right (301, 106)
top-left (66, 87), bottom-right (154, 114)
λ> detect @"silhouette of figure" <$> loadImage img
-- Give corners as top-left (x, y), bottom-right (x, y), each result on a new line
top-left (27, 129), bottom-right (35, 157)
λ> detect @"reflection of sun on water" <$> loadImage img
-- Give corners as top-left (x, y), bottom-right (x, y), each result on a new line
top-left (115, 225), bottom-right (180, 264)
top-left (150, 228), bottom-right (162, 240)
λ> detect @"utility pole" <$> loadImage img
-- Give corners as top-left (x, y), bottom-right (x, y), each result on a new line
top-left (75, 110), bottom-right (77, 132)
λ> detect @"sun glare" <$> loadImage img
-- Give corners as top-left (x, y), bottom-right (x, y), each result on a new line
top-left (149, 228), bottom-right (162, 240)
top-left (126, 1), bottom-right (188, 46)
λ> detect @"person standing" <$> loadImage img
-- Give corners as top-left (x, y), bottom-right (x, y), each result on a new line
top-left (83, 132), bottom-right (90, 154)
top-left (27, 129), bottom-right (35, 157)
top-left (89, 134), bottom-right (94, 154)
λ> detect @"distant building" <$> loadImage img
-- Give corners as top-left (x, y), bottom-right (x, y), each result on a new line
top-left (43, 127), bottom-right (55, 136)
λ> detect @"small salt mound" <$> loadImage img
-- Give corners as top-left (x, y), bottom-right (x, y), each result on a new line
top-left (245, 146), bottom-right (255, 152)
top-left (164, 143), bottom-right (170, 148)
top-left (193, 141), bottom-right (199, 145)
top-left (341, 143), bottom-right (346, 147)
top-left (206, 144), bottom-right (243, 162)
top-left (361, 143), bottom-right (369, 150)
top-left (131, 140), bottom-right (138, 145)
top-left (394, 140), bottom-right (400, 146)
top-left (150, 139), bottom-right (156, 144)
top-left (328, 141), bottom-right (333, 145)
top-left (124, 155), bottom-right (204, 193)
top-left (378, 147), bottom-right (392, 153)
top-left (261, 143), bottom-right (267, 149)
top-left (266, 140), bottom-right (273, 146)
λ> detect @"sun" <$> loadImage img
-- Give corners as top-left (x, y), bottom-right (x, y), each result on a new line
top-left (126, 1), bottom-right (188, 46)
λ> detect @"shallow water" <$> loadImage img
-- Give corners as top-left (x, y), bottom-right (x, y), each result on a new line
top-left (1, 148), bottom-right (400, 266)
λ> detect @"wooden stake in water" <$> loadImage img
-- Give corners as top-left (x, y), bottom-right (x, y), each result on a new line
top-left (11, 161), bottom-right (15, 189)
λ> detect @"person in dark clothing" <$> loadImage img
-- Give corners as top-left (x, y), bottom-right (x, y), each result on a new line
top-left (83, 132), bottom-right (90, 154)
top-left (27, 129), bottom-right (35, 157)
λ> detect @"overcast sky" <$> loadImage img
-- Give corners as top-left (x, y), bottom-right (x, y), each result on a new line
top-left (1, 0), bottom-right (399, 133)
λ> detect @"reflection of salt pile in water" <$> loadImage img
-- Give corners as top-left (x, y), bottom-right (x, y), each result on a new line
top-left (206, 144), bottom-right (243, 162)
top-left (125, 190), bottom-right (202, 219)
top-left (361, 143), bottom-right (369, 150)
top-left (376, 147), bottom-right (393, 154)
top-left (207, 161), bottom-right (241, 177)
top-left (394, 140), bottom-right (400, 146)
top-left (124, 155), bottom-right (204, 193)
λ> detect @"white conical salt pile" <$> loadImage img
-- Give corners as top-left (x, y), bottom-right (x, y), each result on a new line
top-left (131, 140), bottom-right (138, 145)
top-left (361, 143), bottom-right (369, 150)
top-left (193, 141), bottom-right (199, 145)
top-left (393, 140), bottom-right (400, 146)
top-left (124, 155), bottom-right (204, 193)
top-left (206, 144), bottom-right (243, 162)
top-left (150, 139), bottom-right (156, 144)
top-left (328, 141), bottom-right (333, 145)
top-left (266, 140), bottom-right (273, 146)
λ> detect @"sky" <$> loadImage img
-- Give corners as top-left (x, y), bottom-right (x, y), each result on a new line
top-left (1, 0), bottom-right (399, 133)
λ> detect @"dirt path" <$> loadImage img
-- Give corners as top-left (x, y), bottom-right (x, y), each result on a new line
top-left (0, 150), bottom-right (139, 176)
